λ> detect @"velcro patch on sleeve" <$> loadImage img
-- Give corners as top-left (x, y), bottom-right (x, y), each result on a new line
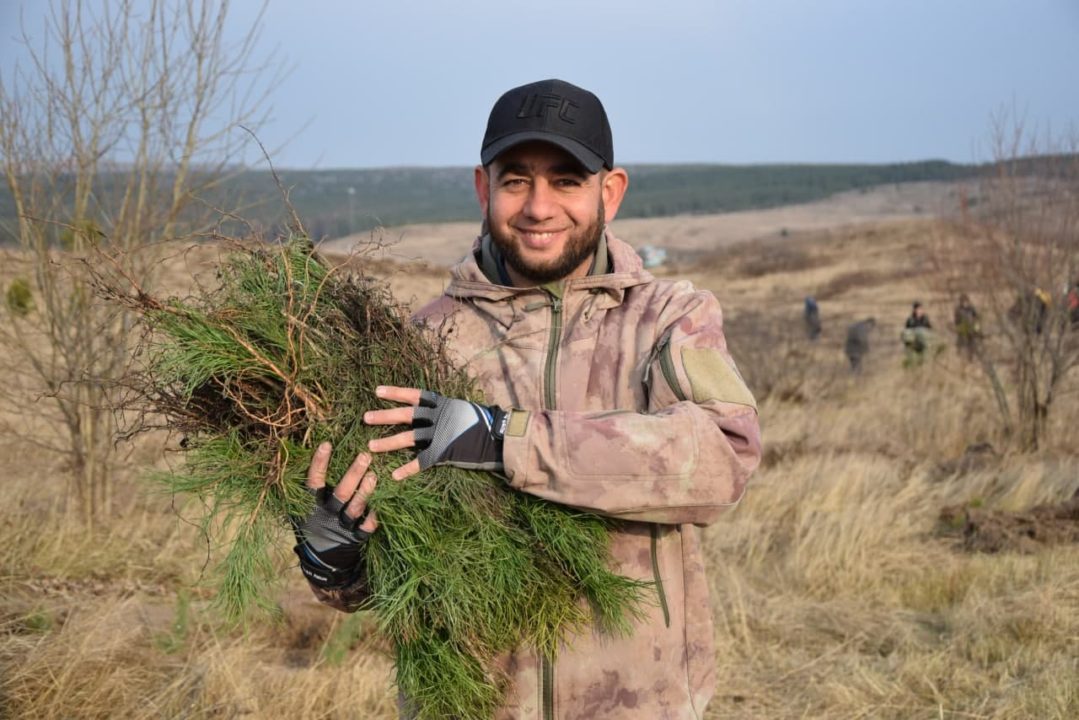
top-left (505, 409), bottom-right (530, 437)
top-left (681, 347), bottom-right (757, 410)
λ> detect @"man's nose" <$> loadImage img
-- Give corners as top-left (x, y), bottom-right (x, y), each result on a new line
top-left (522, 181), bottom-right (555, 220)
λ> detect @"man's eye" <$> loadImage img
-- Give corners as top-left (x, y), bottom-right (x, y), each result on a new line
top-left (502, 178), bottom-right (528, 188)
top-left (554, 178), bottom-right (582, 188)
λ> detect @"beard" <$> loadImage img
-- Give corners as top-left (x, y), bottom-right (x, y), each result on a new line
top-left (489, 203), bottom-right (605, 285)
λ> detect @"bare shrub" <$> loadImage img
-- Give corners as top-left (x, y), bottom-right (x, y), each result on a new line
top-left (930, 114), bottom-right (1079, 451)
top-left (0, 0), bottom-right (280, 522)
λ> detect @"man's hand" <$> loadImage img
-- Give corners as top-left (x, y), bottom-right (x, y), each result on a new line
top-left (364, 386), bottom-right (508, 480)
top-left (291, 442), bottom-right (379, 589)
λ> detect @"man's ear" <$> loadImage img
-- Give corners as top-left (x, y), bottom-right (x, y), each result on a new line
top-left (601, 167), bottom-right (629, 223)
top-left (474, 165), bottom-right (490, 215)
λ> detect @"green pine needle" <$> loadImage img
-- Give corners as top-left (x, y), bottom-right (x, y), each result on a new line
top-left (118, 237), bottom-right (648, 719)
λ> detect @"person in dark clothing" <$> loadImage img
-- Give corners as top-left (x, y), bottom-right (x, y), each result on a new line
top-left (1009, 288), bottom-right (1050, 335)
top-left (905, 301), bottom-right (932, 330)
top-left (953, 294), bottom-right (981, 361)
top-left (901, 301), bottom-right (934, 366)
top-left (845, 317), bottom-right (875, 373)
top-left (804, 296), bottom-right (821, 342)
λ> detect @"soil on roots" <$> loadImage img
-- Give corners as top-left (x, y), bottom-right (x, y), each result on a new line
top-left (939, 491), bottom-right (1079, 554)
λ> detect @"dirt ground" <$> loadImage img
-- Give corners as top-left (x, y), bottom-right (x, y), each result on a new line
top-left (940, 491), bottom-right (1079, 554)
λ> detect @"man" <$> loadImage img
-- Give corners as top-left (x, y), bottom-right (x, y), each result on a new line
top-left (901, 301), bottom-right (934, 366)
top-left (844, 317), bottom-right (876, 373)
top-left (1009, 287), bottom-right (1051, 336)
top-left (905, 300), bottom-right (932, 331)
top-left (293, 79), bottom-right (761, 719)
top-left (804, 296), bottom-right (822, 341)
top-left (953, 293), bottom-right (981, 361)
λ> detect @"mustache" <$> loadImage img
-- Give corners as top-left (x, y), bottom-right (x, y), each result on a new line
top-left (486, 204), bottom-right (605, 284)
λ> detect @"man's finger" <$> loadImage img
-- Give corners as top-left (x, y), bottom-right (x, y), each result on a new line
top-left (306, 442), bottom-right (332, 489)
top-left (391, 458), bottom-right (421, 481)
top-left (375, 386), bottom-right (423, 405)
top-left (333, 452), bottom-right (371, 502)
top-left (364, 406), bottom-right (416, 426)
top-left (358, 509), bottom-right (379, 534)
top-left (369, 430), bottom-right (416, 453)
top-left (344, 472), bottom-right (377, 520)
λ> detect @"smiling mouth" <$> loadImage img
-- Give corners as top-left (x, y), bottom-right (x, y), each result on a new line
top-left (516, 228), bottom-right (565, 248)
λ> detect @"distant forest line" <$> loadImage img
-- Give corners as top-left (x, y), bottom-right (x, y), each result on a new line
top-left (1, 160), bottom-right (988, 244)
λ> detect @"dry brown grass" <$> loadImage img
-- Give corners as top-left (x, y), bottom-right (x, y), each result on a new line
top-left (3, 218), bottom-right (1078, 719)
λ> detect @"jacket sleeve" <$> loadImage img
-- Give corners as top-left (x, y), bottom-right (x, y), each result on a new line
top-left (501, 288), bottom-right (761, 525)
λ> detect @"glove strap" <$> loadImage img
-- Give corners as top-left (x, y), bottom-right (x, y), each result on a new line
top-left (491, 405), bottom-right (510, 440)
top-left (293, 543), bottom-right (365, 589)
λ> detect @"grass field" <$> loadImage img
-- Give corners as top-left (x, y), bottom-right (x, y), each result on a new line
top-left (1, 217), bottom-right (1077, 719)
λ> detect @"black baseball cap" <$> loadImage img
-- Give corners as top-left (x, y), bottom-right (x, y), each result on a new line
top-left (480, 79), bottom-right (614, 173)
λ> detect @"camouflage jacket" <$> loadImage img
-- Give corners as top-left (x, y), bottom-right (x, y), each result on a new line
top-left (315, 231), bottom-right (761, 719)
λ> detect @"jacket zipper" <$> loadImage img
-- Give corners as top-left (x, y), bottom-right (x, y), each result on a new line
top-left (542, 291), bottom-right (563, 720)
top-left (541, 654), bottom-right (554, 720)
top-left (650, 524), bottom-right (671, 628)
top-left (543, 295), bottom-right (563, 410)
top-left (653, 335), bottom-right (676, 629)
top-left (657, 332), bottom-right (688, 402)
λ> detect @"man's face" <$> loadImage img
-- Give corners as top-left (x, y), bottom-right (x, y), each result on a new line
top-left (475, 142), bottom-right (627, 285)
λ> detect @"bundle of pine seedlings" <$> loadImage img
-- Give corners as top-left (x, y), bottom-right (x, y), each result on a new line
top-left (107, 237), bottom-right (647, 720)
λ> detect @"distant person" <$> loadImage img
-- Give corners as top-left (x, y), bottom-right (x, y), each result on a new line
top-left (901, 301), bottom-right (934, 366)
top-left (804, 296), bottom-right (821, 342)
top-left (905, 301), bottom-right (932, 330)
top-left (1009, 287), bottom-right (1050, 335)
top-left (953, 293), bottom-right (981, 361)
top-left (845, 317), bottom-right (876, 372)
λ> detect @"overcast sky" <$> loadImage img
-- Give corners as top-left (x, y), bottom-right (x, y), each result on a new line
top-left (2, 0), bottom-right (1077, 169)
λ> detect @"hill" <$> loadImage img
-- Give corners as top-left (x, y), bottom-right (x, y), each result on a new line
top-left (0, 160), bottom-right (980, 244)
top-left (224, 160), bottom-right (980, 238)
top-left (319, 180), bottom-right (963, 277)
